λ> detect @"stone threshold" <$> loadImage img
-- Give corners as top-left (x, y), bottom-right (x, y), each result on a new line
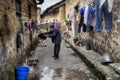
top-left (65, 38), bottom-right (120, 80)
top-left (109, 63), bottom-right (120, 75)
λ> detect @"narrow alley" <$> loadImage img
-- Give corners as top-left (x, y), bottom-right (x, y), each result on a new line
top-left (1, 0), bottom-right (120, 80)
top-left (27, 39), bottom-right (96, 80)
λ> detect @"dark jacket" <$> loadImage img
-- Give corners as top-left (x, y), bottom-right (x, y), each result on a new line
top-left (45, 29), bottom-right (61, 45)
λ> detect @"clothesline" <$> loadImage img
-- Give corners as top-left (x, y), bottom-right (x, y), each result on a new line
top-left (77, 0), bottom-right (113, 33)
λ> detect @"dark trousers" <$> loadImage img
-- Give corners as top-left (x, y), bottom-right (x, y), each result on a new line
top-left (54, 44), bottom-right (61, 58)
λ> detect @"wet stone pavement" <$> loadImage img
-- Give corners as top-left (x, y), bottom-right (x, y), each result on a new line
top-left (27, 39), bottom-right (96, 80)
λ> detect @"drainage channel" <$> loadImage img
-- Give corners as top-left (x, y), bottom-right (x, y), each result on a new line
top-left (70, 45), bottom-right (106, 80)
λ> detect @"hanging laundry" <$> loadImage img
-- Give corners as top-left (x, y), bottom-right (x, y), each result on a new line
top-left (24, 20), bottom-right (32, 31)
top-left (84, 5), bottom-right (89, 25)
top-left (95, 0), bottom-right (113, 32)
top-left (87, 3), bottom-right (96, 32)
top-left (31, 21), bottom-right (38, 29)
top-left (24, 22), bottom-right (28, 29)
top-left (77, 12), bottom-right (81, 24)
top-left (32, 24), bottom-right (38, 29)
top-left (27, 21), bottom-right (31, 31)
top-left (63, 19), bottom-right (69, 31)
top-left (63, 19), bottom-right (68, 28)
top-left (54, 21), bottom-right (61, 30)
top-left (80, 8), bottom-right (85, 15)
top-left (68, 20), bottom-right (72, 31)
top-left (99, 0), bottom-right (114, 12)
top-left (78, 8), bottom-right (87, 33)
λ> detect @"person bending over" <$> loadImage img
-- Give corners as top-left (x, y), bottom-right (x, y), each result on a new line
top-left (45, 25), bottom-right (62, 59)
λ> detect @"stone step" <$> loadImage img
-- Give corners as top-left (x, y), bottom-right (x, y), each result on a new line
top-left (69, 39), bottom-right (120, 80)
top-left (109, 63), bottom-right (120, 74)
top-left (27, 59), bottom-right (39, 66)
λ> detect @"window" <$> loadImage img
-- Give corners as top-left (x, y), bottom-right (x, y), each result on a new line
top-left (15, 0), bottom-right (22, 19)
top-left (15, 0), bottom-right (22, 32)
top-left (28, 5), bottom-right (31, 19)
top-left (67, 14), bottom-right (69, 18)
top-left (15, 0), bottom-right (21, 14)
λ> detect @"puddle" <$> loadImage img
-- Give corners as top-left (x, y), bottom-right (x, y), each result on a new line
top-left (40, 66), bottom-right (54, 80)
top-left (28, 66), bottom-right (96, 80)
top-left (39, 66), bottom-right (67, 80)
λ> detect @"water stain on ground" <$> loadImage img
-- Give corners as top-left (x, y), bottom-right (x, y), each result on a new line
top-left (28, 66), bottom-right (96, 80)
top-left (53, 68), bottom-right (91, 80)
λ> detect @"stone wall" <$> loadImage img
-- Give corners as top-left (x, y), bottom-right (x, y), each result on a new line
top-left (77, 0), bottom-right (120, 62)
top-left (0, 0), bottom-right (19, 80)
top-left (0, 0), bottom-right (38, 80)
top-left (110, 0), bottom-right (120, 62)
top-left (65, 0), bottom-right (80, 38)
top-left (22, 0), bottom-right (38, 49)
top-left (0, 0), bottom-right (4, 16)
top-left (65, 0), bottom-right (79, 14)
top-left (65, 0), bottom-right (120, 62)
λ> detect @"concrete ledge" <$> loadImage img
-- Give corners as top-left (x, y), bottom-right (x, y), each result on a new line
top-left (68, 39), bottom-right (120, 80)
top-left (109, 63), bottom-right (120, 75)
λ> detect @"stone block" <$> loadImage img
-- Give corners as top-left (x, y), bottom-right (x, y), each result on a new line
top-left (116, 21), bottom-right (120, 33)
top-left (109, 63), bottom-right (120, 74)
top-left (107, 40), bottom-right (112, 49)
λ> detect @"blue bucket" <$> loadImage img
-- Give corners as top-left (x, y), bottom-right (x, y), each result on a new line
top-left (16, 66), bottom-right (29, 80)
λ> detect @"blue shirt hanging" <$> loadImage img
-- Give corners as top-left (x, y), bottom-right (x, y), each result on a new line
top-left (79, 8), bottom-right (85, 16)
top-left (32, 24), bottom-right (38, 29)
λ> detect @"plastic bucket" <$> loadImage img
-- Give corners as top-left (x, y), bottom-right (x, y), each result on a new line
top-left (16, 66), bottom-right (29, 80)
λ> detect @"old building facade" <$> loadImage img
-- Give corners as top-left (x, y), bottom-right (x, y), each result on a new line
top-left (0, 0), bottom-right (39, 79)
top-left (22, 0), bottom-right (37, 20)
top-left (0, 0), bottom-right (19, 79)
top-left (37, 7), bottom-right (41, 24)
top-left (40, 0), bottom-right (65, 28)
top-left (65, 0), bottom-right (80, 38)
top-left (0, 0), bottom-right (120, 79)
top-left (65, 0), bottom-right (120, 62)
top-left (40, 0), bottom-right (120, 62)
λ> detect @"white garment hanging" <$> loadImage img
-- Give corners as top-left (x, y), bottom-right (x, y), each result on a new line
top-left (84, 5), bottom-right (89, 25)
top-left (108, 0), bottom-right (114, 12)
top-left (99, 0), bottom-right (114, 12)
